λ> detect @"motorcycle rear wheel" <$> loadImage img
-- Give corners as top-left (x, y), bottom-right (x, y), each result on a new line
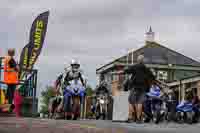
top-left (72, 96), bottom-right (80, 120)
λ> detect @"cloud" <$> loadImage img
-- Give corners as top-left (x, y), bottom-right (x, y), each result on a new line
top-left (1, 0), bottom-right (200, 96)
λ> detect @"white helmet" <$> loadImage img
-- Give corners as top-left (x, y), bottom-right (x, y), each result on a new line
top-left (71, 59), bottom-right (80, 72)
top-left (71, 59), bottom-right (80, 66)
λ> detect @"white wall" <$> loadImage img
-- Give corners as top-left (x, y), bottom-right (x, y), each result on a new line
top-left (37, 97), bottom-right (45, 113)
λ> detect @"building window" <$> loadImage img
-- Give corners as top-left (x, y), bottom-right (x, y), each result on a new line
top-left (111, 74), bottom-right (119, 81)
top-left (104, 74), bottom-right (108, 82)
top-left (114, 75), bottom-right (119, 81)
top-left (157, 71), bottom-right (168, 82)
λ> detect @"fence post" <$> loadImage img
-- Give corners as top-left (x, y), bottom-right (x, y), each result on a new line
top-left (32, 70), bottom-right (37, 116)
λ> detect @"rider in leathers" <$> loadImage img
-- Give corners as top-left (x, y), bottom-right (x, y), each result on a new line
top-left (49, 60), bottom-right (86, 119)
top-left (63, 60), bottom-right (86, 119)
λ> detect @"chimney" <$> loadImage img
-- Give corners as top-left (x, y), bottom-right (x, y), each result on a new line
top-left (145, 26), bottom-right (155, 42)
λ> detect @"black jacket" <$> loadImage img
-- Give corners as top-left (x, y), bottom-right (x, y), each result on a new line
top-left (124, 63), bottom-right (155, 92)
top-left (95, 81), bottom-right (109, 95)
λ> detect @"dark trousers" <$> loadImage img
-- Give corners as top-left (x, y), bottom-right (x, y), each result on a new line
top-left (7, 84), bottom-right (16, 104)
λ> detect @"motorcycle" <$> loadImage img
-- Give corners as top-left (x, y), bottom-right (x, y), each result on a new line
top-left (192, 104), bottom-right (200, 123)
top-left (164, 93), bottom-right (177, 122)
top-left (146, 86), bottom-right (164, 124)
top-left (95, 94), bottom-right (108, 120)
top-left (176, 101), bottom-right (200, 124)
top-left (63, 80), bottom-right (86, 120)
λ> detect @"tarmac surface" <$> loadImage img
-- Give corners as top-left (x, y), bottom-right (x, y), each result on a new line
top-left (0, 117), bottom-right (200, 133)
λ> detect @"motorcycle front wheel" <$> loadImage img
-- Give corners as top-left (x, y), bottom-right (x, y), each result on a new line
top-left (95, 105), bottom-right (105, 120)
top-left (72, 96), bottom-right (80, 120)
top-left (95, 104), bottom-right (100, 120)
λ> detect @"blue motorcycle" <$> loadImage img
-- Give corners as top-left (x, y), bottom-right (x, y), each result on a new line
top-left (63, 81), bottom-right (86, 120)
top-left (176, 101), bottom-right (200, 124)
top-left (165, 93), bottom-right (177, 122)
top-left (146, 86), bottom-right (164, 124)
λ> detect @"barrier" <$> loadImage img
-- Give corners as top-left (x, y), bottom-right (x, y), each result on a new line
top-left (112, 91), bottom-right (129, 121)
top-left (0, 57), bottom-right (38, 115)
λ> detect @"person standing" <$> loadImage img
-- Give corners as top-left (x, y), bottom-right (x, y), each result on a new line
top-left (95, 74), bottom-right (109, 96)
top-left (3, 48), bottom-right (19, 111)
top-left (124, 55), bottom-right (155, 123)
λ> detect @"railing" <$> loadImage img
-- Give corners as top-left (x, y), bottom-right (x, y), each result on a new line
top-left (0, 57), bottom-right (38, 114)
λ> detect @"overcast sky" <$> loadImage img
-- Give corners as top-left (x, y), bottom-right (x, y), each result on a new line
top-left (1, 0), bottom-right (200, 96)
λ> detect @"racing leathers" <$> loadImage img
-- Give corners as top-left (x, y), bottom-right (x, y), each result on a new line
top-left (62, 68), bottom-right (86, 118)
top-left (48, 68), bottom-right (86, 118)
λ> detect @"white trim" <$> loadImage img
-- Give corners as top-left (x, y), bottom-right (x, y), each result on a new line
top-left (97, 62), bottom-right (200, 74)
top-left (167, 81), bottom-right (180, 86)
top-left (117, 63), bottom-right (200, 71)
top-left (146, 64), bottom-right (200, 71)
top-left (96, 63), bottom-right (114, 73)
top-left (181, 76), bottom-right (200, 84)
top-left (110, 71), bottom-right (124, 75)
top-left (167, 76), bottom-right (200, 87)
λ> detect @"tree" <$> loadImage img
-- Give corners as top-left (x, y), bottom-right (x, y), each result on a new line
top-left (85, 85), bottom-right (94, 96)
top-left (40, 86), bottom-right (55, 114)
